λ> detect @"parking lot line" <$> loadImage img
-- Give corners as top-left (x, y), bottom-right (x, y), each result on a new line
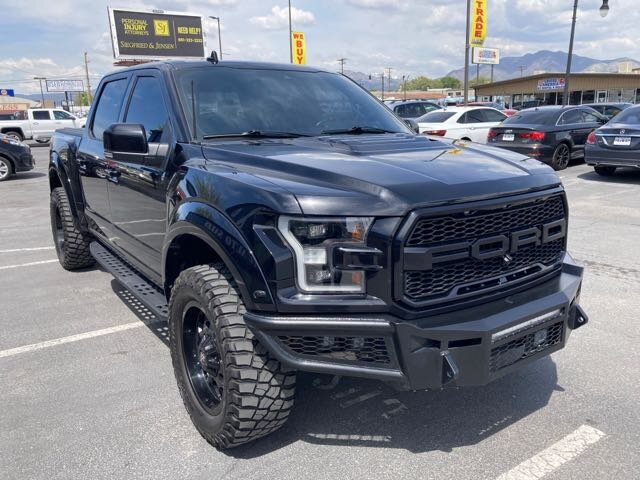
top-left (0, 259), bottom-right (58, 270)
top-left (496, 425), bottom-right (606, 480)
top-left (0, 246), bottom-right (54, 253)
top-left (0, 321), bottom-right (155, 359)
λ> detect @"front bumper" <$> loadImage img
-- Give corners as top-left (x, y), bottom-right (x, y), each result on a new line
top-left (245, 253), bottom-right (586, 390)
top-left (15, 150), bottom-right (35, 172)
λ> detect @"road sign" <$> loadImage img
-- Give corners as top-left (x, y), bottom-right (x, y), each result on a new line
top-left (108, 7), bottom-right (205, 59)
top-left (472, 47), bottom-right (500, 65)
top-left (46, 80), bottom-right (84, 92)
top-left (0, 89), bottom-right (15, 97)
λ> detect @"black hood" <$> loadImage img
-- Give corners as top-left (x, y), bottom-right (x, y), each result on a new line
top-left (201, 134), bottom-right (560, 216)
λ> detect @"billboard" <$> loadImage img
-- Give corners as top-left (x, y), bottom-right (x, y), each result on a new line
top-left (46, 80), bottom-right (84, 92)
top-left (0, 89), bottom-right (15, 97)
top-left (291, 31), bottom-right (306, 65)
top-left (108, 7), bottom-right (205, 59)
top-left (472, 47), bottom-right (499, 65)
top-left (470, 0), bottom-right (487, 47)
top-left (537, 78), bottom-right (566, 91)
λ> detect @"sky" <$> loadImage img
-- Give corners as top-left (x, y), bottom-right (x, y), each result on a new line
top-left (0, 0), bottom-right (638, 94)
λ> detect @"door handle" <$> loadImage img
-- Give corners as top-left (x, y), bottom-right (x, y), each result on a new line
top-left (33, 122), bottom-right (39, 125)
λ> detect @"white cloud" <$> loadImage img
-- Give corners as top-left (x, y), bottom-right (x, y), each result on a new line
top-left (249, 5), bottom-right (315, 30)
top-left (346, 0), bottom-right (408, 10)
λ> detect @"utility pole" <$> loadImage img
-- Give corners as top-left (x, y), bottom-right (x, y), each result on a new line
top-left (33, 77), bottom-right (46, 106)
top-left (463, 0), bottom-right (471, 106)
top-left (403, 75), bottom-right (410, 101)
top-left (337, 58), bottom-right (347, 74)
top-left (518, 65), bottom-right (527, 77)
top-left (209, 16), bottom-right (223, 59)
top-left (385, 67), bottom-right (393, 93)
top-left (563, 0), bottom-right (578, 106)
top-left (288, 0), bottom-right (293, 63)
top-left (381, 72), bottom-right (384, 101)
top-left (84, 52), bottom-right (92, 103)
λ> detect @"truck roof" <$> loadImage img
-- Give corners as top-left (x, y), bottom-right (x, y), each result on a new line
top-left (112, 60), bottom-right (330, 76)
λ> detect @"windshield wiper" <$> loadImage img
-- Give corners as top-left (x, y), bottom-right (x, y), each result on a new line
top-left (320, 126), bottom-right (399, 135)
top-left (202, 130), bottom-right (311, 139)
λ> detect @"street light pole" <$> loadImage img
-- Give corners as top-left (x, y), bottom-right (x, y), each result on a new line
top-left (463, 0), bottom-right (471, 106)
top-left (288, 0), bottom-right (293, 63)
top-left (209, 16), bottom-right (223, 59)
top-left (34, 77), bottom-right (46, 106)
top-left (563, 0), bottom-right (610, 106)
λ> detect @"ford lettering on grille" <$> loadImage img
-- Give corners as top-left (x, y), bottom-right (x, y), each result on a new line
top-left (401, 195), bottom-right (567, 306)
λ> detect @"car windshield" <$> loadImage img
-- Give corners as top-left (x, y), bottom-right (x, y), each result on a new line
top-left (174, 67), bottom-right (410, 139)
top-left (502, 109), bottom-right (556, 125)
top-left (608, 107), bottom-right (640, 125)
top-left (416, 111), bottom-right (455, 123)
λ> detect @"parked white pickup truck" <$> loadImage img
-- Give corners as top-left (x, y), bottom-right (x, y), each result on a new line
top-left (0, 109), bottom-right (85, 143)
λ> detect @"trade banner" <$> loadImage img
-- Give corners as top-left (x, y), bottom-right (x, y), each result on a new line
top-left (470, 0), bottom-right (487, 47)
top-left (108, 7), bottom-right (205, 59)
top-left (291, 31), bottom-right (306, 65)
top-left (537, 78), bottom-right (566, 91)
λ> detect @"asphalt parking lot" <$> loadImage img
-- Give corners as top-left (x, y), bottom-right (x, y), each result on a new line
top-left (1, 146), bottom-right (639, 480)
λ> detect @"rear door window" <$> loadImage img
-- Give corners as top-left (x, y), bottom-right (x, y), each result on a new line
top-left (557, 110), bottom-right (583, 125)
top-left (481, 109), bottom-right (507, 122)
top-left (458, 109), bottom-right (485, 124)
top-left (580, 110), bottom-right (603, 124)
top-left (53, 110), bottom-right (74, 120)
top-left (32, 110), bottom-right (51, 120)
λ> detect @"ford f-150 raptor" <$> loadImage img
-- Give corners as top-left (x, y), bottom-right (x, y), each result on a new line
top-left (48, 59), bottom-right (587, 449)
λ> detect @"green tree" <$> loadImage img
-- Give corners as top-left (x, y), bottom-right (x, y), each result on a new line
top-left (470, 76), bottom-right (491, 87)
top-left (405, 76), bottom-right (438, 91)
top-left (439, 76), bottom-right (461, 89)
top-left (75, 91), bottom-right (91, 106)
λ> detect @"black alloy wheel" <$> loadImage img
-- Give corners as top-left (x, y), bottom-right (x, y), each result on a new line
top-left (551, 143), bottom-right (571, 171)
top-left (182, 302), bottom-right (224, 415)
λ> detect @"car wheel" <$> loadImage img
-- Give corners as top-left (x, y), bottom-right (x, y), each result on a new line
top-left (169, 264), bottom-right (296, 449)
top-left (4, 131), bottom-right (23, 142)
top-left (0, 157), bottom-right (12, 181)
top-left (594, 165), bottom-right (616, 176)
top-left (50, 187), bottom-right (96, 270)
top-left (551, 143), bottom-right (571, 171)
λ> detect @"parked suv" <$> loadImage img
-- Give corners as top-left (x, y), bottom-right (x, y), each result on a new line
top-left (49, 60), bottom-right (587, 449)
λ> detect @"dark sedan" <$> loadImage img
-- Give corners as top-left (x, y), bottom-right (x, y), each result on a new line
top-left (390, 100), bottom-right (441, 119)
top-left (487, 106), bottom-right (607, 170)
top-left (0, 132), bottom-right (34, 181)
top-left (581, 102), bottom-right (632, 121)
top-left (585, 104), bottom-right (640, 176)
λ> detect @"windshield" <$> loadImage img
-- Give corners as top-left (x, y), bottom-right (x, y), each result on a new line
top-left (608, 106), bottom-right (640, 125)
top-left (174, 66), bottom-right (410, 139)
top-left (416, 111), bottom-right (455, 123)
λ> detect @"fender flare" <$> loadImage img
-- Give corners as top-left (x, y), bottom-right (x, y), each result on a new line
top-left (163, 202), bottom-right (276, 311)
top-left (49, 151), bottom-right (84, 229)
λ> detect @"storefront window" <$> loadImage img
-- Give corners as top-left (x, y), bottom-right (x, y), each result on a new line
top-left (582, 90), bottom-right (595, 103)
top-left (569, 91), bottom-right (582, 105)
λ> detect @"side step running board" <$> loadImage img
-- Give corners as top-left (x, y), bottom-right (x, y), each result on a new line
top-left (90, 242), bottom-right (169, 320)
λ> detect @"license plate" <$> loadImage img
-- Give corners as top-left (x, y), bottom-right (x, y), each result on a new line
top-left (502, 134), bottom-right (515, 142)
top-left (613, 136), bottom-right (631, 146)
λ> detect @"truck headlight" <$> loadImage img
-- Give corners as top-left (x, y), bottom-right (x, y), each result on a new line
top-left (277, 216), bottom-right (374, 293)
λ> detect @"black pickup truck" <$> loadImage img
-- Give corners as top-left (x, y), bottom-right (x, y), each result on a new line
top-left (49, 60), bottom-right (587, 449)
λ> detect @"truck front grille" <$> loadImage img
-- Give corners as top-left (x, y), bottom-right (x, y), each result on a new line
top-left (401, 193), bottom-right (566, 307)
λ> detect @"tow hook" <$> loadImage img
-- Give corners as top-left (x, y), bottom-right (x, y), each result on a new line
top-left (441, 350), bottom-right (460, 386)
top-left (568, 304), bottom-right (589, 330)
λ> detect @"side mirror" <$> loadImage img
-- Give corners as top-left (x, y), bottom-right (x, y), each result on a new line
top-left (404, 118), bottom-right (420, 134)
top-left (104, 123), bottom-right (148, 154)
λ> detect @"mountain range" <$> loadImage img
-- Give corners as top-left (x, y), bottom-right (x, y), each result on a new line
top-left (445, 49), bottom-right (640, 82)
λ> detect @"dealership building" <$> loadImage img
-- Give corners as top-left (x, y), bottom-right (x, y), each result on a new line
top-left (474, 72), bottom-right (640, 107)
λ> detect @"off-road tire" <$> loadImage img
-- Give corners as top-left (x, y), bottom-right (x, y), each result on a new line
top-left (594, 165), bottom-right (616, 176)
top-left (551, 143), bottom-right (571, 171)
top-left (169, 264), bottom-right (296, 449)
top-left (50, 187), bottom-right (95, 270)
